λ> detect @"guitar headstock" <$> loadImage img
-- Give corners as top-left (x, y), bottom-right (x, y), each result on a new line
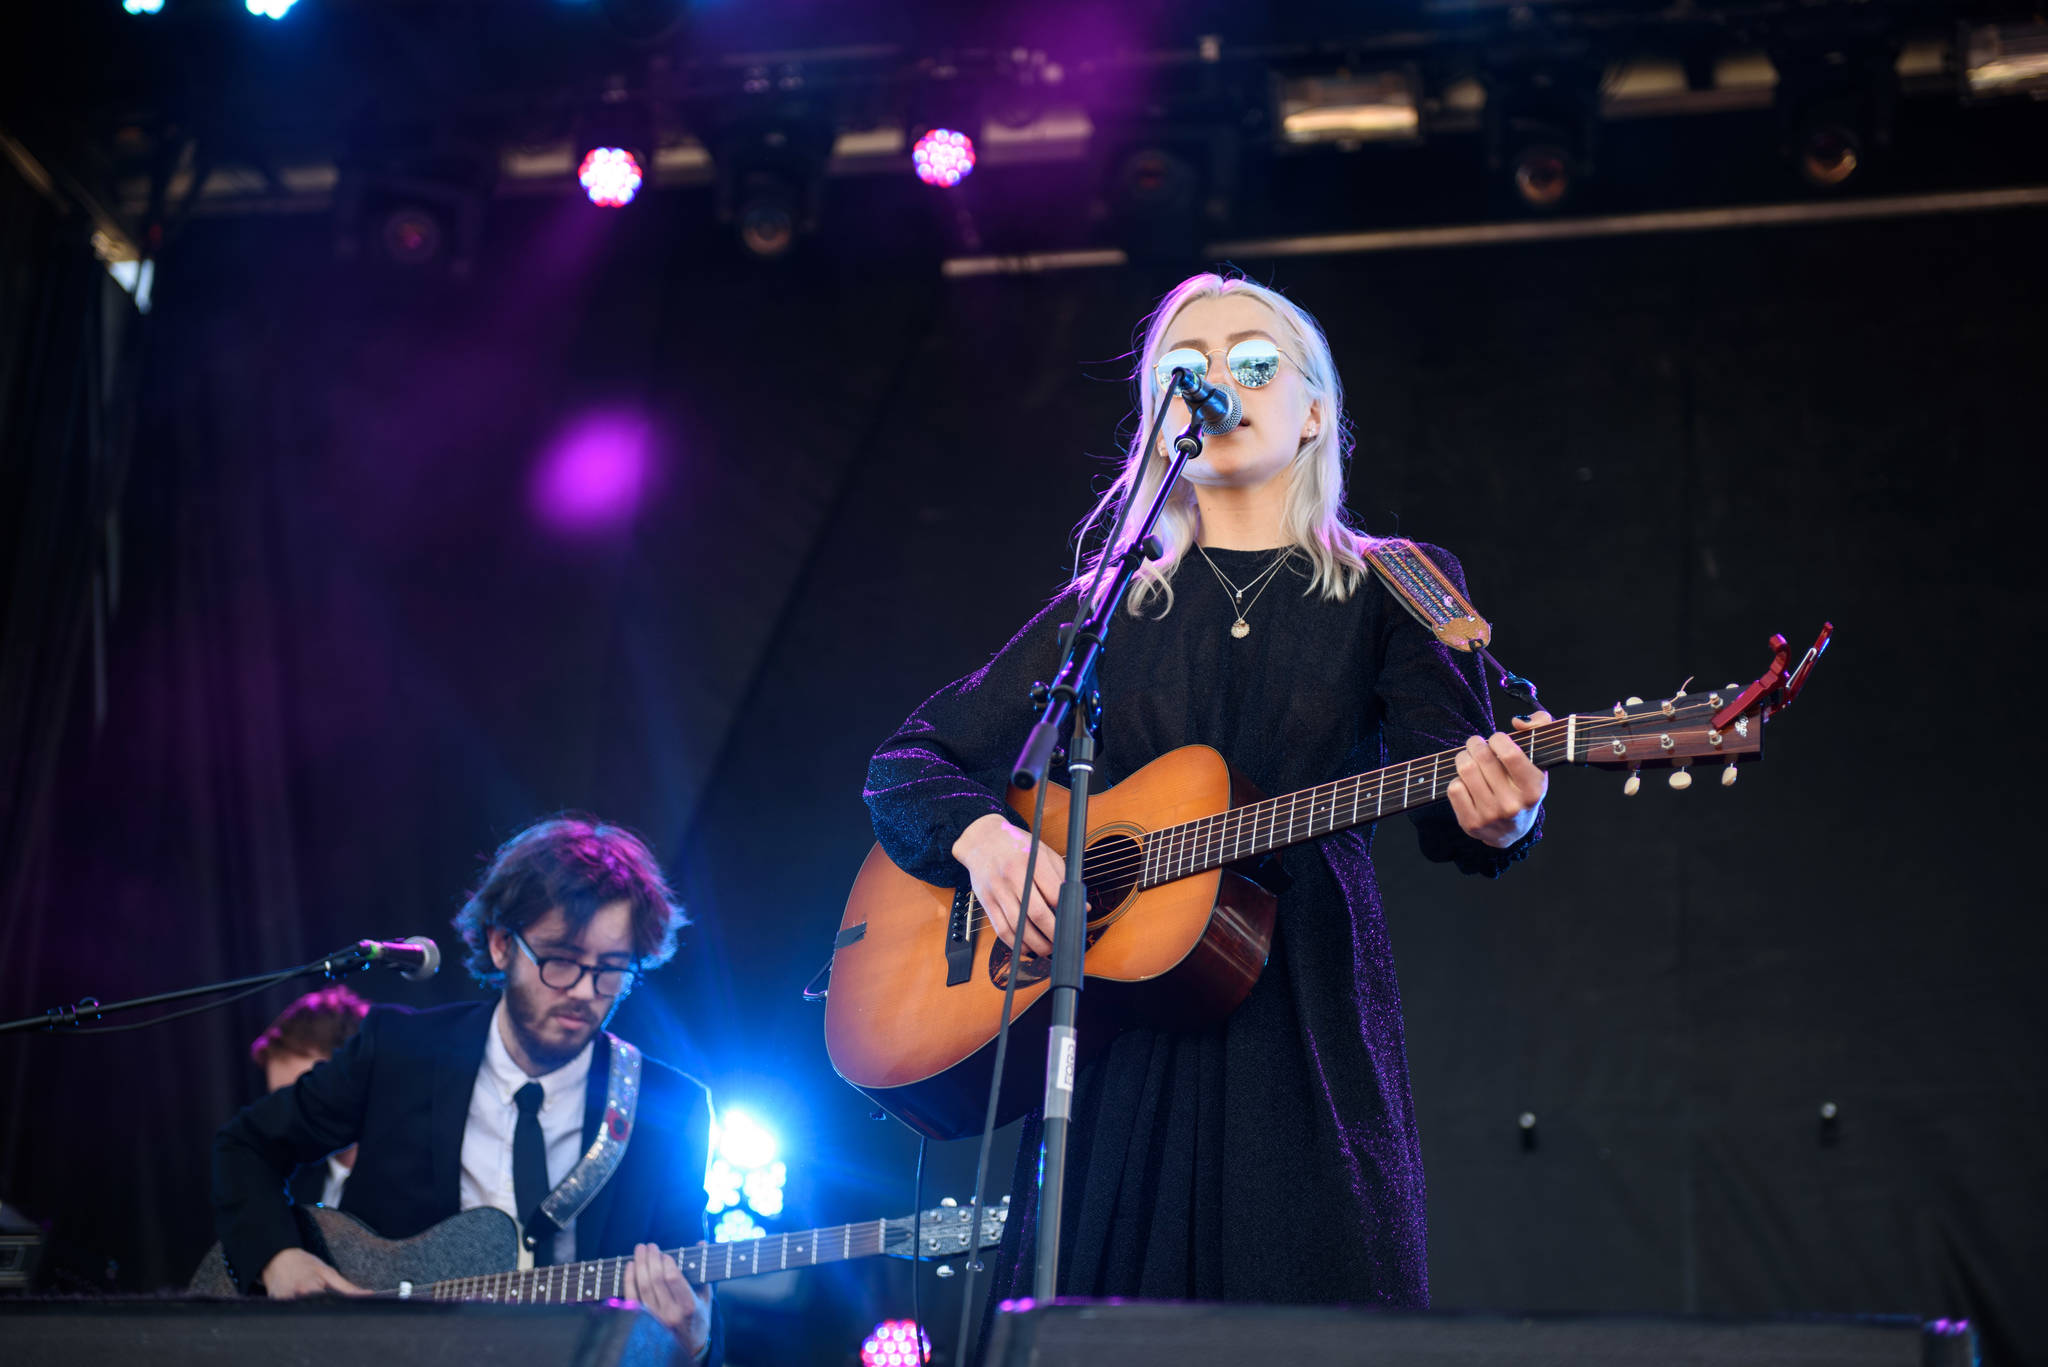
top-left (884, 1196), bottom-right (1009, 1261)
top-left (1575, 690), bottom-right (1761, 789)
top-left (1568, 625), bottom-right (1830, 794)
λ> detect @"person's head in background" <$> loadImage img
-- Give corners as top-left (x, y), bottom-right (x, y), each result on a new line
top-left (250, 985), bottom-right (371, 1093)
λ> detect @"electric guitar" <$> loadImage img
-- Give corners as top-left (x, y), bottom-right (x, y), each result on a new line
top-left (825, 627), bottom-right (1831, 1140)
top-left (190, 1197), bottom-right (1008, 1300)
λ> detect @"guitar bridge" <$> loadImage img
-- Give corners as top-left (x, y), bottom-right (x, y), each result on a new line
top-left (944, 889), bottom-right (975, 987)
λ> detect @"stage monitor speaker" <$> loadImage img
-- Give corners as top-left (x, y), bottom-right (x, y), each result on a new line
top-left (0, 1297), bottom-right (676, 1367)
top-left (983, 1302), bottom-right (1975, 1367)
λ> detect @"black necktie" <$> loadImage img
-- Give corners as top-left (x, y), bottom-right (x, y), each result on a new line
top-left (513, 1081), bottom-right (553, 1266)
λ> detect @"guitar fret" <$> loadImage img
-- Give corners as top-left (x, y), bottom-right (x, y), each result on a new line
top-left (1127, 722), bottom-right (1579, 894)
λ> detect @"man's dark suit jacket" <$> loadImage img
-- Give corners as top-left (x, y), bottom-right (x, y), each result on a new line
top-left (214, 999), bottom-right (721, 1361)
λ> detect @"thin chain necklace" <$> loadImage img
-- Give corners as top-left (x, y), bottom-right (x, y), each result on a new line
top-left (1193, 545), bottom-right (1293, 639)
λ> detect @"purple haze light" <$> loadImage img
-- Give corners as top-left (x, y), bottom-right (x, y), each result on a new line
top-left (579, 147), bottom-right (644, 208)
top-left (531, 410), bottom-right (657, 535)
top-left (911, 128), bottom-right (976, 187)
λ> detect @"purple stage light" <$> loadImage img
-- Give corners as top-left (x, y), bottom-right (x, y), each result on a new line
top-left (860, 1319), bottom-right (929, 1367)
top-left (579, 147), bottom-right (644, 208)
top-left (530, 409), bottom-right (657, 535)
top-left (911, 128), bottom-right (976, 188)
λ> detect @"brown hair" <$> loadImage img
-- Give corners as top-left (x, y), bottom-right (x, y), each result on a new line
top-left (452, 814), bottom-right (687, 989)
top-left (249, 984), bottom-right (371, 1066)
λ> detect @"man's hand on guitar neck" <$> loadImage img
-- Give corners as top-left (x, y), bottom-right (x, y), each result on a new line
top-left (625, 1242), bottom-right (713, 1361)
top-left (259, 1246), bottom-right (367, 1299)
top-left (1447, 712), bottom-right (1553, 849)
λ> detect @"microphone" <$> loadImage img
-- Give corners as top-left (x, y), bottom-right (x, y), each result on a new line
top-left (1170, 368), bottom-right (1243, 436)
top-left (354, 936), bottom-right (442, 982)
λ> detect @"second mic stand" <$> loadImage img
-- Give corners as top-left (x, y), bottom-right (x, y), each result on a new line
top-left (0, 941), bottom-right (412, 1037)
top-left (1012, 409), bottom-right (1210, 1302)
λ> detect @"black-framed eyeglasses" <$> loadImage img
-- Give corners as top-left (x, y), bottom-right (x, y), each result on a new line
top-left (512, 930), bottom-right (641, 998)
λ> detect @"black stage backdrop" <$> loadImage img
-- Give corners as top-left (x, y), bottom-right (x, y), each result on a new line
top-left (1, 173), bottom-right (2043, 1365)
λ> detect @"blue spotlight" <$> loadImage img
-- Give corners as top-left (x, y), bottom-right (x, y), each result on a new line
top-left (246, 0), bottom-right (298, 18)
top-left (706, 1107), bottom-right (788, 1233)
top-left (124, 0), bottom-right (166, 14)
top-left (714, 1209), bottom-right (765, 1244)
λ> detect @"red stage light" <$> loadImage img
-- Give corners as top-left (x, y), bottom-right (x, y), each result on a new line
top-left (579, 148), bottom-right (644, 208)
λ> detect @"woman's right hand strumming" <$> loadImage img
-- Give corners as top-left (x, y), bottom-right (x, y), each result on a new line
top-left (952, 812), bottom-right (1068, 959)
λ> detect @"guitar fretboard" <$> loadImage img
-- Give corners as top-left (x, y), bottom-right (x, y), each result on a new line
top-left (420, 1219), bottom-right (899, 1305)
top-left (1135, 717), bottom-right (1579, 887)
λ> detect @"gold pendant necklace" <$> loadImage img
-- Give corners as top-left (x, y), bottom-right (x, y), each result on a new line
top-left (1195, 546), bottom-right (1290, 640)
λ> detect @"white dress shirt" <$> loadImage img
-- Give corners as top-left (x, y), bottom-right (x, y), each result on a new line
top-left (320, 1155), bottom-right (351, 1209)
top-left (458, 999), bottom-right (593, 1266)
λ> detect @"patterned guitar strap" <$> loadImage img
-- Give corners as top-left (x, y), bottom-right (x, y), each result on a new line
top-left (521, 1032), bottom-right (643, 1262)
top-left (1361, 537), bottom-right (1542, 711)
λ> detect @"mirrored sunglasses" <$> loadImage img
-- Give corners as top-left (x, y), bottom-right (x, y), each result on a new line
top-left (1153, 338), bottom-right (1287, 394)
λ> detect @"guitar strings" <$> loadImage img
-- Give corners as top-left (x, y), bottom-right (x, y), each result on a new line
top-left (956, 709), bottom-right (1739, 936)
top-left (427, 1221), bottom-right (906, 1302)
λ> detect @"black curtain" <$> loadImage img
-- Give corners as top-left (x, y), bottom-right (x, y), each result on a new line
top-left (1, 176), bottom-right (2043, 1367)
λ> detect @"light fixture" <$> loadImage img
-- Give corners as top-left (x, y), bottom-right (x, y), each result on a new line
top-left (1484, 64), bottom-right (1600, 214)
top-left (1962, 22), bottom-right (2048, 99)
top-left (1772, 39), bottom-right (1898, 193)
top-left (707, 113), bottom-right (835, 260)
top-left (910, 127), bottom-right (976, 187)
top-left (1278, 71), bottom-right (1419, 146)
top-left (578, 147), bottom-right (644, 207)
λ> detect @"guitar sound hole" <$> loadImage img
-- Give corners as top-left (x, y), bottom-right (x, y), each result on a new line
top-left (1080, 833), bottom-right (1142, 925)
top-left (987, 832), bottom-right (1145, 989)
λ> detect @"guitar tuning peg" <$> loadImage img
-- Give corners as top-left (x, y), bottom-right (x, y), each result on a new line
top-left (1612, 701), bottom-right (1627, 718)
top-left (934, 1263), bottom-right (956, 1279)
top-left (939, 1197), bottom-right (958, 1208)
top-left (1721, 761), bottom-right (1739, 787)
top-left (1668, 766), bottom-right (1693, 790)
top-left (1625, 696), bottom-right (1644, 706)
top-left (1623, 767), bottom-right (1641, 797)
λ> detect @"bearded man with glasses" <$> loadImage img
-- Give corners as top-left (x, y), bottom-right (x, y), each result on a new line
top-left (212, 816), bottom-right (721, 1365)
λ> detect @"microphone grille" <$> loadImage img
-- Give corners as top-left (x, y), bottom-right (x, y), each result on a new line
top-left (1200, 386), bottom-right (1242, 437)
top-left (401, 935), bottom-right (442, 982)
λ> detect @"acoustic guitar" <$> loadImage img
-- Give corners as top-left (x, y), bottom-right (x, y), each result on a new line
top-left (190, 1197), bottom-right (1007, 1299)
top-left (825, 628), bottom-right (1830, 1140)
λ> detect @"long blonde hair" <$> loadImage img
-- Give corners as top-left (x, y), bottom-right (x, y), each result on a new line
top-left (1069, 272), bottom-right (1368, 616)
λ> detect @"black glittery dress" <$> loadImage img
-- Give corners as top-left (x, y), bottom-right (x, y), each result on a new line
top-left (863, 544), bottom-right (1542, 1311)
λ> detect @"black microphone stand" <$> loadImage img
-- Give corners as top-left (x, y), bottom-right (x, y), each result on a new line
top-left (1012, 398), bottom-right (1212, 1302)
top-left (0, 941), bottom-right (413, 1037)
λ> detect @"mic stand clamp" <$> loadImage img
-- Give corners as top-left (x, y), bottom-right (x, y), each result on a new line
top-left (1015, 413), bottom-right (1209, 1303)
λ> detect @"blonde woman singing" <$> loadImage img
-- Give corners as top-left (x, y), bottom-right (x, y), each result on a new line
top-left (865, 272), bottom-right (1550, 1309)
